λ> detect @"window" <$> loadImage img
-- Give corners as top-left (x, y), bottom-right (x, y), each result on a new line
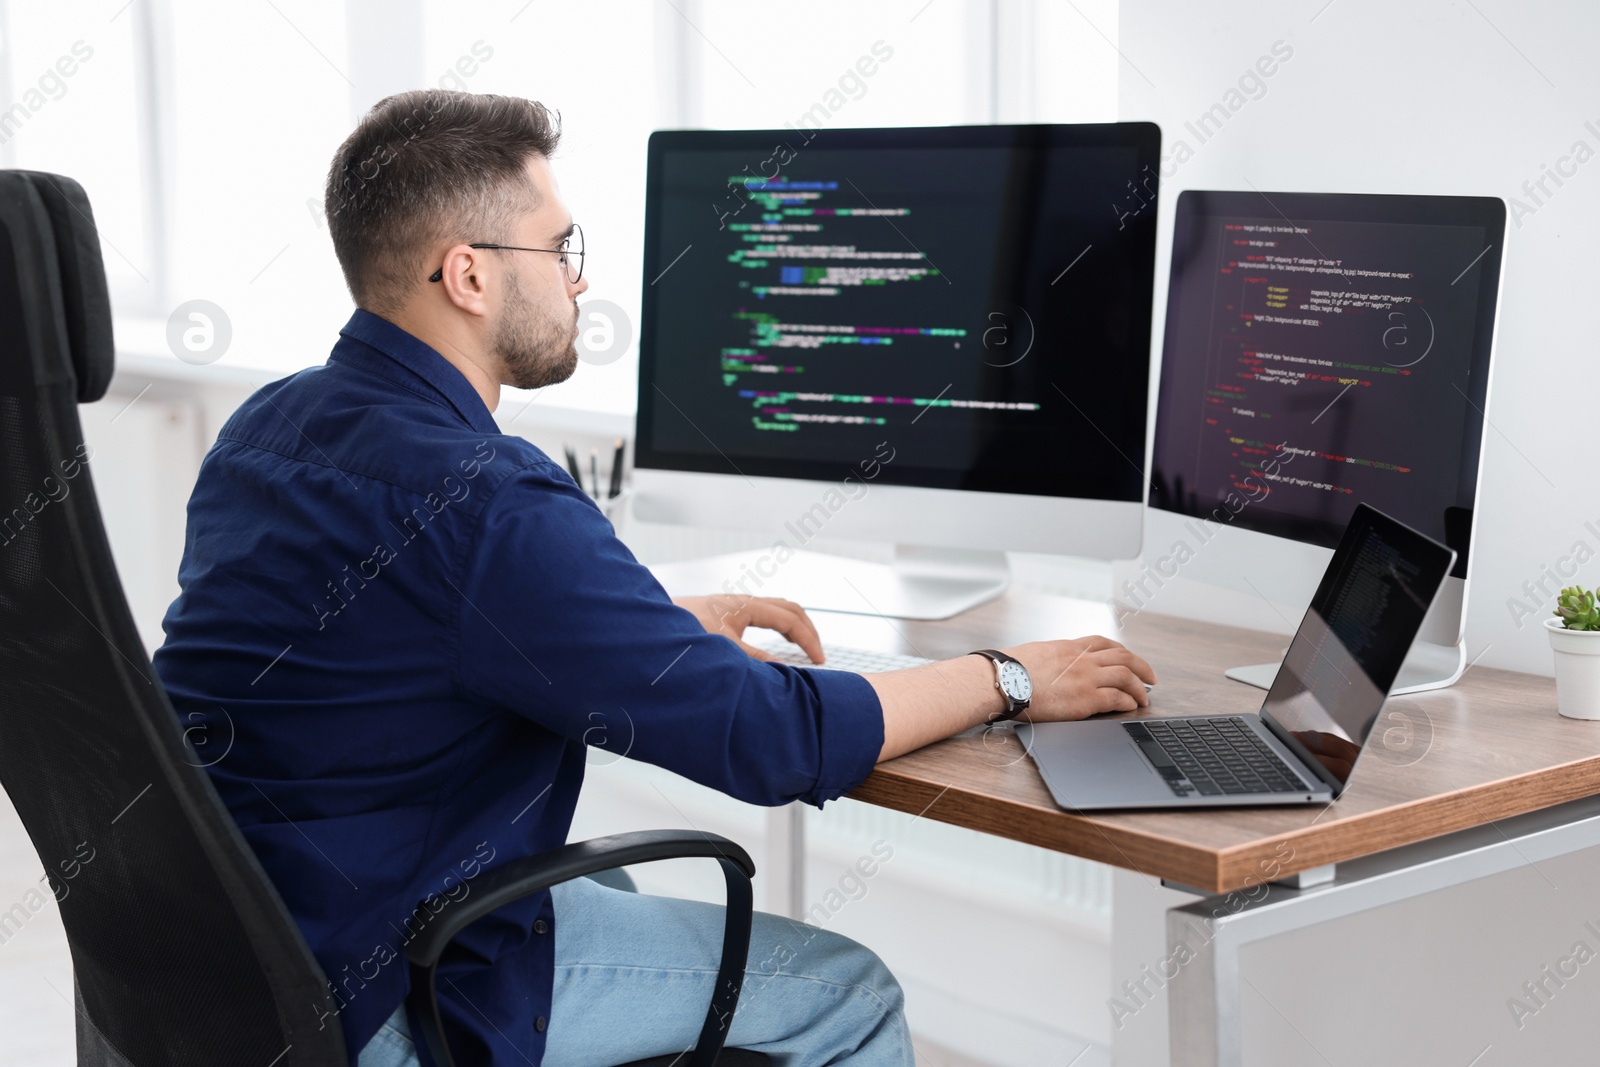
top-left (2, 1), bottom-right (152, 311)
top-left (161, 0), bottom-right (356, 374)
top-left (1, 0), bottom-right (1123, 406)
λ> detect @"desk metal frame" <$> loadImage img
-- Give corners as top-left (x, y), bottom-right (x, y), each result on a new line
top-left (1165, 793), bottom-right (1600, 1067)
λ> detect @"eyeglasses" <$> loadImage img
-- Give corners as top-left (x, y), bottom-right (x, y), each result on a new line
top-left (427, 223), bottom-right (585, 285)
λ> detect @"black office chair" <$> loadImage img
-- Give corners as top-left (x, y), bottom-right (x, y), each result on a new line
top-left (0, 169), bottom-right (769, 1067)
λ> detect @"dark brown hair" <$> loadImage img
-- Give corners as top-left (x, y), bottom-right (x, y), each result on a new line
top-left (324, 90), bottom-right (561, 315)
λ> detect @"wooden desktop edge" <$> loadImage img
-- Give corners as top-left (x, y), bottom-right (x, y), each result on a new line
top-left (839, 599), bottom-right (1599, 894)
top-left (849, 747), bottom-right (1600, 895)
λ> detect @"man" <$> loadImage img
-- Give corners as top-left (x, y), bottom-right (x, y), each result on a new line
top-left (154, 90), bottom-right (1155, 1067)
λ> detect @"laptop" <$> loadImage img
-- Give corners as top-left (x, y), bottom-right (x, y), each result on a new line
top-left (1017, 504), bottom-right (1456, 809)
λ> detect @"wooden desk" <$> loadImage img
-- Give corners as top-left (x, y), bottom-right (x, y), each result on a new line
top-left (647, 560), bottom-right (1600, 1065)
top-left (827, 587), bottom-right (1600, 1064)
top-left (843, 589), bottom-right (1593, 893)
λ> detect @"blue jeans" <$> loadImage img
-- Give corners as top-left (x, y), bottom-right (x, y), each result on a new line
top-left (358, 874), bottom-right (913, 1066)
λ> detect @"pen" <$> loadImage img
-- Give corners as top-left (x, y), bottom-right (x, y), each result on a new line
top-left (589, 449), bottom-right (600, 500)
top-left (563, 444), bottom-right (584, 486)
top-left (608, 438), bottom-right (624, 499)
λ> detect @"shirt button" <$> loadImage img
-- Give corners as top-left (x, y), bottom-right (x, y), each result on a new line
top-left (534, 920), bottom-right (548, 935)
top-left (534, 1016), bottom-right (547, 1033)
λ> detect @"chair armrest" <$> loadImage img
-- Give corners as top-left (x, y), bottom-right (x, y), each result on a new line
top-left (405, 829), bottom-right (756, 1067)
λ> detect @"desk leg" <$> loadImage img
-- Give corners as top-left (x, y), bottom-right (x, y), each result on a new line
top-left (765, 803), bottom-right (806, 919)
top-left (1111, 868), bottom-right (1197, 1066)
top-left (1164, 794), bottom-right (1600, 1067)
top-left (1165, 905), bottom-right (1242, 1067)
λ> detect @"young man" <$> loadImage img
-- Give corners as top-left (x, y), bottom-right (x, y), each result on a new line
top-left (153, 90), bottom-right (1155, 1067)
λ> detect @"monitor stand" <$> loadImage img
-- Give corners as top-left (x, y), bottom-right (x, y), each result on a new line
top-left (650, 545), bottom-right (1011, 621)
top-left (1224, 573), bottom-right (1469, 695)
top-left (1224, 636), bottom-right (1467, 696)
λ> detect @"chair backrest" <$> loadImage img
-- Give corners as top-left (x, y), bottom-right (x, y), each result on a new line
top-left (0, 171), bottom-right (346, 1066)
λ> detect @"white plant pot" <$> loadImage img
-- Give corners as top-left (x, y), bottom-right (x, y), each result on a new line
top-left (1547, 617), bottom-right (1600, 720)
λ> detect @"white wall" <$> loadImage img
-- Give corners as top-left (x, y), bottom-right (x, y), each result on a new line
top-left (1116, 0), bottom-right (1598, 677)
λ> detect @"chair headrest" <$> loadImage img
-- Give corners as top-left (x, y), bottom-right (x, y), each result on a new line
top-left (0, 170), bottom-right (114, 403)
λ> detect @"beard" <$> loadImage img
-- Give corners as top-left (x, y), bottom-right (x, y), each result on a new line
top-left (493, 268), bottom-right (579, 390)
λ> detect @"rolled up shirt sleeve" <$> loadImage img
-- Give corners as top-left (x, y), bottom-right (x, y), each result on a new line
top-left (455, 460), bottom-right (884, 807)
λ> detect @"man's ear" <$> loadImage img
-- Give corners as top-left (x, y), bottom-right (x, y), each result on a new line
top-left (436, 244), bottom-right (492, 315)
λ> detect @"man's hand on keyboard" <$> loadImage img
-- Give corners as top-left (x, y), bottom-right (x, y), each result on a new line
top-left (672, 594), bottom-right (826, 664)
top-left (1017, 635), bottom-right (1157, 722)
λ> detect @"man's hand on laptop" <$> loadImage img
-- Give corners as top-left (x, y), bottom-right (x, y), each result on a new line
top-left (1016, 635), bottom-right (1156, 722)
top-left (867, 635), bottom-right (1156, 762)
top-left (672, 594), bottom-right (826, 664)
top-left (669, 595), bottom-right (1157, 762)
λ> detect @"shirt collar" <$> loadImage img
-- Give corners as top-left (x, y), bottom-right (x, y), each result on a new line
top-left (329, 309), bottom-right (500, 435)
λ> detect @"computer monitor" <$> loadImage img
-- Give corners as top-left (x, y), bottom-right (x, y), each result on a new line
top-left (1147, 190), bottom-right (1506, 693)
top-left (633, 123), bottom-right (1162, 619)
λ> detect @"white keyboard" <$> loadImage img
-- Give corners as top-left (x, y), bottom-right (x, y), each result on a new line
top-left (750, 637), bottom-right (1151, 691)
top-left (747, 635), bottom-right (933, 674)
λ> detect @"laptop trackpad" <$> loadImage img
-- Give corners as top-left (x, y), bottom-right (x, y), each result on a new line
top-left (1020, 721), bottom-right (1163, 809)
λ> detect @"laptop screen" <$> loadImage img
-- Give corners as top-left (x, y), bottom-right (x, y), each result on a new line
top-left (1259, 504), bottom-right (1456, 794)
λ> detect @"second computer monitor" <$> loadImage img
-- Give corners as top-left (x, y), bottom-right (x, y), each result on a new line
top-left (633, 123), bottom-right (1162, 618)
top-left (1148, 189), bottom-right (1506, 691)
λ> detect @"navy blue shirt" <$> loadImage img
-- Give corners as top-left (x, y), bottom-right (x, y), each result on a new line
top-left (153, 309), bottom-right (884, 1066)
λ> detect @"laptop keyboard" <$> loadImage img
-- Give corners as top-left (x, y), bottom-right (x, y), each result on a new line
top-left (1123, 717), bottom-right (1308, 797)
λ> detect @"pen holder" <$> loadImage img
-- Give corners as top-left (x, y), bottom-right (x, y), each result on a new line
top-left (597, 485), bottom-right (633, 537)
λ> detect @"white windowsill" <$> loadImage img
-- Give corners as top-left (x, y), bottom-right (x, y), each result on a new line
top-left (107, 316), bottom-right (637, 440)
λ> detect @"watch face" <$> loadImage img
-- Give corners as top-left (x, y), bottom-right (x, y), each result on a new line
top-left (998, 660), bottom-right (1032, 703)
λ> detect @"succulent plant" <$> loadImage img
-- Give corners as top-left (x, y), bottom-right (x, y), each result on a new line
top-left (1555, 586), bottom-right (1600, 631)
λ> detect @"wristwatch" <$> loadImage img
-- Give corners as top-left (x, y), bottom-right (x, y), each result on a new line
top-left (969, 649), bottom-right (1033, 722)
